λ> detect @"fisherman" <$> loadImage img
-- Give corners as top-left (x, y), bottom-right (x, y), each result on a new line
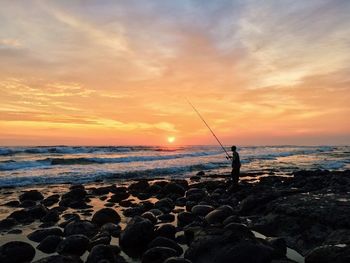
top-left (227, 145), bottom-right (241, 187)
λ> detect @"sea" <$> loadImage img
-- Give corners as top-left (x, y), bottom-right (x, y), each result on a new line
top-left (0, 145), bottom-right (349, 187)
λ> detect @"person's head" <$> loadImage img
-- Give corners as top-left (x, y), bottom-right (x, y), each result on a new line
top-left (231, 145), bottom-right (236, 152)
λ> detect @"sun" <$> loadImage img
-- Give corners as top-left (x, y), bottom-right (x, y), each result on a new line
top-left (167, 136), bottom-right (176, 143)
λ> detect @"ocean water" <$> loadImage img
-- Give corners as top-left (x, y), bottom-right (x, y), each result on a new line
top-left (0, 145), bottom-right (349, 187)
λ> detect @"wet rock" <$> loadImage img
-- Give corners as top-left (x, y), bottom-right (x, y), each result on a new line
top-left (20, 200), bottom-right (37, 207)
top-left (108, 191), bottom-right (130, 203)
top-left (163, 182), bottom-right (186, 196)
top-left (3, 200), bottom-right (20, 207)
top-left (148, 237), bottom-right (183, 256)
top-left (175, 197), bottom-right (187, 207)
top-left (119, 216), bottom-right (154, 258)
top-left (191, 205), bottom-right (214, 217)
top-left (100, 223), bottom-right (121, 237)
top-left (142, 247), bottom-right (178, 263)
top-left (186, 188), bottom-right (206, 202)
top-left (323, 229), bottom-right (350, 245)
top-left (37, 235), bottom-right (63, 253)
top-left (28, 228), bottom-right (63, 242)
top-left (41, 195), bottom-right (60, 207)
top-left (164, 258), bottom-right (192, 263)
top-left (27, 204), bottom-right (49, 219)
top-left (33, 255), bottom-right (83, 263)
top-left (223, 215), bottom-right (241, 225)
top-left (92, 208), bottom-right (121, 226)
top-left (119, 199), bottom-right (133, 207)
top-left (0, 218), bottom-right (17, 230)
top-left (305, 245), bottom-right (350, 263)
top-left (155, 224), bottom-right (176, 240)
top-left (57, 234), bottom-right (89, 256)
top-left (185, 201), bottom-right (197, 212)
top-left (205, 205), bottom-right (234, 224)
top-left (148, 208), bottom-right (163, 216)
top-left (41, 210), bottom-right (60, 223)
top-left (7, 228), bottom-right (22, 234)
top-left (265, 237), bottom-right (287, 259)
top-left (178, 212), bottom-right (196, 227)
top-left (129, 180), bottom-right (149, 193)
top-left (89, 234), bottom-right (111, 249)
top-left (0, 241), bottom-right (36, 263)
top-left (19, 190), bottom-right (44, 202)
top-left (155, 198), bottom-right (175, 213)
top-left (142, 211), bottom-right (158, 224)
top-left (158, 213), bottom-right (175, 223)
top-left (86, 244), bottom-right (121, 263)
top-left (8, 209), bottom-right (33, 223)
top-left (197, 171), bottom-right (205, 176)
top-left (64, 220), bottom-right (98, 238)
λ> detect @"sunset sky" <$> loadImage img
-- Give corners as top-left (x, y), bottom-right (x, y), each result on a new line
top-left (0, 0), bottom-right (349, 146)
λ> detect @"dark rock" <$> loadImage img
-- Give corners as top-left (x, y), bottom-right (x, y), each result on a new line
top-left (64, 220), bottom-right (98, 238)
top-left (41, 195), bottom-right (60, 207)
top-left (197, 171), bottom-right (205, 176)
top-left (92, 208), bottom-right (121, 226)
top-left (305, 245), bottom-right (350, 263)
top-left (142, 247), bottom-right (178, 263)
top-left (27, 204), bottom-right (49, 219)
top-left (3, 200), bottom-right (20, 207)
top-left (0, 241), bottom-right (35, 263)
top-left (86, 244), bottom-right (121, 263)
top-left (164, 258), bottom-right (192, 263)
top-left (204, 205), bottom-right (234, 224)
top-left (41, 210), bottom-right (60, 223)
top-left (119, 216), bottom-right (154, 258)
top-left (28, 228), bottom-right (63, 242)
top-left (155, 224), bottom-right (176, 240)
top-left (19, 190), bottom-right (44, 202)
top-left (119, 199), bottom-right (133, 207)
top-left (57, 234), bottom-right (89, 256)
top-left (37, 235), bottom-right (63, 253)
top-left (108, 192), bottom-right (130, 203)
top-left (142, 211), bottom-right (158, 224)
top-left (324, 229), bottom-right (350, 245)
top-left (89, 234), bottom-right (111, 249)
top-left (191, 205), bottom-right (214, 217)
top-left (100, 223), bottom-right (121, 237)
top-left (185, 188), bottom-right (206, 202)
top-left (185, 201), bottom-right (197, 212)
top-left (8, 209), bottom-right (33, 223)
top-left (20, 200), bottom-right (37, 207)
top-left (148, 237), bottom-right (183, 256)
top-left (163, 182), bottom-right (186, 196)
top-left (148, 208), bottom-right (163, 216)
top-left (178, 212), bottom-right (196, 227)
top-left (123, 206), bottom-right (145, 217)
top-left (175, 197), bottom-right (187, 207)
top-left (0, 218), bottom-right (17, 230)
top-left (266, 237), bottom-right (287, 259)
top-left (158, 213), bottom-right (175, 223)
top-left (129, 180), bottom-right (149, 193)
top-left (155, 198), bottom-right (175, 213)
top-left (223, 215), bottom-right (241, 225)
top-left (33, 255), bottom-right (83, 263)
top-left (7, 229), bottom-right (22, 234)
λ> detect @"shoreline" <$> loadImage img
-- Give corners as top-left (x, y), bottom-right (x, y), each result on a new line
top-left (0, 169), bottom-right (349, 263)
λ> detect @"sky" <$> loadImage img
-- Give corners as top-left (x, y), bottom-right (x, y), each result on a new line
top-left (0, 0), bottom-right (349, 146)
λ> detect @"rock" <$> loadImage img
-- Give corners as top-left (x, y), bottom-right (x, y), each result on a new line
top-left (4, 200), bottom-right (20, 207)
top-left (56, 234), bottom-right (89, 256)
top-left (92, 208), bottom-right (121, 226)
top-left (205, 205), bottom-right (234, 224)
top-left (305, 245), bottom-right (350, 263)
top-left (164, 258), bottom-right (192, 263)
top-left (0, 241), bottom-right (36, 263)
top-left (129, 180), bottom-right (149, 193)
top-left (19, 190), bottom-right (44, 202)
top-left (37, 235), bottom-right (63, 253)
top-left (28, 228), bottom-right (63, 242)
top-left (163, 182), bottom-right (186, 196)
top-left (197, 171), bottom-right (205, 176)
top-left (142, 247), bottom-right (178, 263)
top-left (266, 237), bottom-right (287, 259)
top-left (123, 206), bottom-right (145, 217)
top-left (191, 205), bottom-right (214, 217)
top-left (119, 216), bottom-right (154, 258)
top-left (0, 218), bottom-right (17, 230)
top-left (185, 188), bottom-right (206, 202)
top-left (148, 237), bottom-right (183, 256)
top-left (324, 229), bottom-right (350, 245)
top-left (175, 197), bottom-right (187, 207)
top-left (64, 220), bottom-right (98, 238)
top-left (158, 213), bottom-right (175, 223)
top-left (108, 192), bottom-right (130, 203)
top-left (142, 211), bottom-right (158, 224)
top-left (100, 223), bottom-right (121, 237)
top-left (155, 198), bottom-right (175, 213)
top-left (41, 210), bottom-right (60, 223)
top-left (41, 195), bottom-right (60, 207)
top-left (178, 212), bottom-right (196, 227)
top-left (89, 234), bottom-right (111, 249)
top-left (155, 224), bottom-right (176, 240)
top-left (33, 255), bottom-right (83, 263)
top-left (86, 244), bottom-right (121, 263)
top-left (148, 208), bottom-right (163, 216)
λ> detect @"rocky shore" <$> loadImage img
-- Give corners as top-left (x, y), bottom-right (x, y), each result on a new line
top-left (0, 169), bottom-right (349, 263)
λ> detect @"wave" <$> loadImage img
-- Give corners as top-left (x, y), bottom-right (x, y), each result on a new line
top-left (0, 146), bottom-right (186, 156)
top-left (0, 162), bottom-right (227, 187)
top-left (0, 151), bottom-right (222, 171)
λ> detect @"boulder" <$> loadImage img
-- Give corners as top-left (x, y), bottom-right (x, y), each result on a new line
top-left (191, 205), bottom-right (214, 217)
top-left (0, 241), bottom-right (35, 263)
top-left (142, 247), bottom-right (178, 263)
top-left (148, 237), bottom-right (183, 256)
top-left (86, 244), bottom-right (121, 263)
top-left (19, 190), bottom-right (44, 202)
top-left (155, 224), bottom-right (176, 240)
top-left (92, 208), bottom-right (121, 226)
top-left (37, 235), bottom-right (63, 253)
top-left (305, 245), bottom-right (350, 263)
top-left (28, 228), bottom-right (63, 242)
top-left (119, 216), bottom-right (154, 258)
top-left (64, 220), bottom-right (98, 238)
top-left (204, 205), bottom-right (234, 224)
top-left (56, 234), bottom-right (89, 256)
top-left (33, 255), bottom-right (83, 263)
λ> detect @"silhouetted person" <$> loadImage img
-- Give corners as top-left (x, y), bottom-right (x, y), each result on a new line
top-left (228, 145), bottom-right (241, 187)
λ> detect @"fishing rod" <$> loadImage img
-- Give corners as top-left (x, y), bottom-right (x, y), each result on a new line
top-left (187, 99), bottom-right (231, 161)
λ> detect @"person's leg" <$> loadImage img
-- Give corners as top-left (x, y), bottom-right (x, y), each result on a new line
top-left (231, 168), bottom-right (239, 187)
